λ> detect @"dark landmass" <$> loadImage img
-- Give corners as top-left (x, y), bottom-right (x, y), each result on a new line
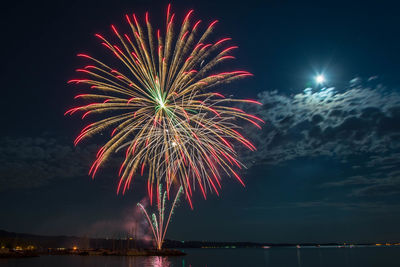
top-left (1, 229), bottom-right (394, 249)
top-left (0, 249), bottom-right (186, 258)
top-left (0, 229), bottom-right (149, 250)
top-left (0, 229), bottom-right (186, 258)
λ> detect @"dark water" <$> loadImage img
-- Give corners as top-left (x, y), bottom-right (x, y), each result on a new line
top-left (1, 247), bottom-right (399, 267)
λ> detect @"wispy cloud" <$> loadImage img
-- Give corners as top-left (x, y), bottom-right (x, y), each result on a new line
top-left (0, 135), bottom-right (120, 191)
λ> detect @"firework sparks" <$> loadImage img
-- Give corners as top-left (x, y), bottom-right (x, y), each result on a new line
top-left (137, 185), bottom-right (183, 250)
top-left (66, 5), bottom-right (263, 206)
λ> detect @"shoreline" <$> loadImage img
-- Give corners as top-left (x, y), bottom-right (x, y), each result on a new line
top-left (0, 249), bottom-right (186, 259)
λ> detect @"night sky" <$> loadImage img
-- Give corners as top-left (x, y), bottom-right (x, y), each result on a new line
top-left (1, 0), bottom-right (400, 243)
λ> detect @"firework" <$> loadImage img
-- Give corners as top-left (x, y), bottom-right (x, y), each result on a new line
top-left (137, 185), bottom-right (183, 250)
top-left (66, 5), bottom-right (263, 206)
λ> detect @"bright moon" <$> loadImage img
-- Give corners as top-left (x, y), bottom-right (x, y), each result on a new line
top-left (316, 75), bottom-right (325, 84)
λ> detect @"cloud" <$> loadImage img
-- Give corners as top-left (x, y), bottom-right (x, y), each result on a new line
top-left (243, 77), bottom-right (400, 166)
top-left (239, 77), bottom-right (400, 197)
top-left (0, 135), bottom-right (117, 191)
top-left (321, 154), bottom-right (400, 197)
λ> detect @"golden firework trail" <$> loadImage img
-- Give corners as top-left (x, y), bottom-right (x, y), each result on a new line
top-left (66, 4), bottom-right (263, 208)
top-left (137, 185), bottom-right (183, 250)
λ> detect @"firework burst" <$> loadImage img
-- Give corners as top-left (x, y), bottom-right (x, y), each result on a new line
top-left (66, 5), bottom-right (263, 207)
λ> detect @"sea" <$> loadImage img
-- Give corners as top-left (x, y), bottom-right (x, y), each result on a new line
top-left (1, 247), bottom-right (399, 267)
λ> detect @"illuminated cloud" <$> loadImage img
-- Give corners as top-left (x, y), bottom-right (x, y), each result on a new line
top-left (244, 77), bottom-right (400, 165)
top-left (242, 77), bottom-right (400, 197)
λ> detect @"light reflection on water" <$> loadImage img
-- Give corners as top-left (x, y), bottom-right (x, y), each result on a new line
top-left (296, 248), bottom-right (302, 267)
top-left (1, 247), bottom-right (399, 267)
top-left (143, 256), bottom-right (172, 267)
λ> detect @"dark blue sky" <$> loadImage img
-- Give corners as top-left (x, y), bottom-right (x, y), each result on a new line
top-left (1, 0), bottom-right (400, 243)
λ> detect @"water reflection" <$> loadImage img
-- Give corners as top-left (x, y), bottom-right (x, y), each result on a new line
top-left (318, 247), bottom-right (323, 266)
top-left (263, 249), bottom-right (270, 266)
top-left (144, 256), bottom-right (172, 267)
top-left (296, 248), bottom-right (302, 267)
top-left (120, 256), bottom-right (172, 267)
